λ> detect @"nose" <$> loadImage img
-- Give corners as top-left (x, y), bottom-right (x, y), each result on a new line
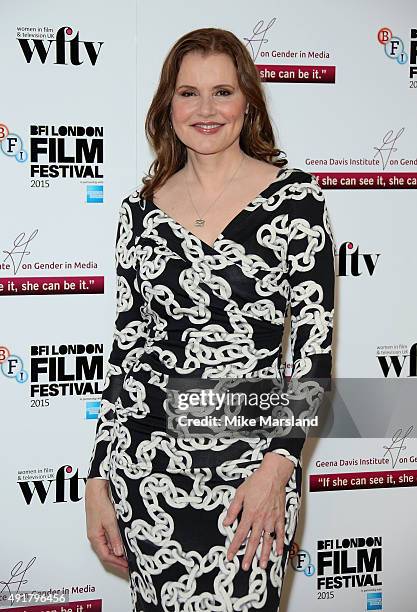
top-left (197, 94), bottom-right (216, 116)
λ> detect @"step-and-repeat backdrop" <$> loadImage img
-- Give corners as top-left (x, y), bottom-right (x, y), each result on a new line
top-left (1, 1), bottom-right (416, 610)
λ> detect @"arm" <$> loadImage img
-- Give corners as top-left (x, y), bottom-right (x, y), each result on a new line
top-left (265, 173), bottom-right (336, 469)
top-left (86, 196), bottom-right (148, 479)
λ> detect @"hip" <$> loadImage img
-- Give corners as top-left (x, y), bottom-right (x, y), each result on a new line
top-left (109, 416), bottom-right (303, 491)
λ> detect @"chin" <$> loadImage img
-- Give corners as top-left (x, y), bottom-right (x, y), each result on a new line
top-left (181, 137), bottom-right (227, 152)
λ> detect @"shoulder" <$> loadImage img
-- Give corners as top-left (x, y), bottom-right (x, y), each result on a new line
top-left (123, 172), bottom-right (183, 211)
top-left (274, 167), bottom-right (326, 213)
top-left (116, 188), bottom-right (147, 226)
top-left (270, 168), bottom-right (333, 243)
top-left (278, 169), bottom-right (335, 247)
top-left (277, 167), bottom-right (322, 193)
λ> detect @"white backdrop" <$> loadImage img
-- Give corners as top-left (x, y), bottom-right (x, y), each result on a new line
top-left (1, 1), bottom-right (416, 610)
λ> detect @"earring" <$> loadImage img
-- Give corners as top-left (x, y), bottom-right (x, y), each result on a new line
top-left (245, 103), bottom-right (249, 114)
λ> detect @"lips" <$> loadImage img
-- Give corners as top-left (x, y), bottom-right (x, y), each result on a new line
top-left (192, 123), bottom-right (223, 128)
top-left (192, 123), bottom-right (224, 134)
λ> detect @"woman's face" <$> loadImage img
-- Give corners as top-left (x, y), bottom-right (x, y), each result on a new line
top-left (170, 51), bottom-right (247, 156)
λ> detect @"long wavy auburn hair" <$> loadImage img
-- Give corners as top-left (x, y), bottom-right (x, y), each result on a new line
top-left (139, 27), bottom-right (288, 200)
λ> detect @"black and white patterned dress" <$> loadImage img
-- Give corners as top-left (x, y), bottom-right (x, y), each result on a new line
top-left (87, 166), bottom-right (335, 611)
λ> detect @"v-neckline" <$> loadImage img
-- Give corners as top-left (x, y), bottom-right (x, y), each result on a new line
top-left (145, 167), bottom-right (285, 253)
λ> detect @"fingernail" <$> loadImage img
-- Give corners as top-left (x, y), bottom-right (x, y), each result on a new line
top-left (115, 545), bottom-right (123, 556)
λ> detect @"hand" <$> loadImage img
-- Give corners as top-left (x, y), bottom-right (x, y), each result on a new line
top-left (85, 478), bottom-right (129, 574)
top-left (222, 453), bottom-right (295, 571)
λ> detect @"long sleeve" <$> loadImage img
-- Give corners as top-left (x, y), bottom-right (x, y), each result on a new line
top-left (266, 174), bottom-right (336, 468)
top-left (86, 196), bottom-right (149, 479)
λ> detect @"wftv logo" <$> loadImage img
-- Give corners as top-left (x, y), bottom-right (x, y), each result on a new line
top-left (17, 26), bottom-right (103, 65)
top-left (377, 343), bottom-right (417, 377)
top-left (337, 242), bottom-right (380, 276)
top-left (0, 345), bottom-right (28, 383)
top-left (18, 465), bottom-right (87, 504)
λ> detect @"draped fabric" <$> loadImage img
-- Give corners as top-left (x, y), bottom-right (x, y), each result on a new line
top-left (87, 166), bottom-right (335, 611)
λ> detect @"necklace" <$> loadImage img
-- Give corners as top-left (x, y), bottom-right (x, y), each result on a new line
top-left (185, 154), bottom-right (246, 227)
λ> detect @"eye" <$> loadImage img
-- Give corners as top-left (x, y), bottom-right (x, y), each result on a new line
top-left (179, 89), bottom-right (232, 97)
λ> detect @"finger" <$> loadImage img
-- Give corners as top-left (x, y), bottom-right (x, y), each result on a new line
top-left (226, 514), bottom-right (252, 561)
top-left (90, 533), bottom-right (129, 569)
top-left (241, 523), bottom-right (263, 571)
top-left (223, 491), bottom-right (243, 526)
top-left (89, 524), bottom-right (128, 564)
top-left (105, 523), bottom-right (126, 558)
top-left (259, 529), bottom-right (275, 569)
top-left (271, 489), bottom-right (286, 556)
top-left (103, 553), bottom-right (130, 571)
top-left (275, 512), bottom-right (285, 556)
top-left (100, 542), bottom-right (130, 569)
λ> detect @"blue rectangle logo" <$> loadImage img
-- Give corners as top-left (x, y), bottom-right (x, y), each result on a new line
top-left (86, 400), bottom-right (101, 419)
top-left (367, 591), bottom-right (382, 610)
top-left (86, 184), bottom-right (103, 203)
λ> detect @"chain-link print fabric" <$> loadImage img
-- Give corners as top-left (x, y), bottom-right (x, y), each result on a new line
top-left (87, 166), bottom-right (335, 611)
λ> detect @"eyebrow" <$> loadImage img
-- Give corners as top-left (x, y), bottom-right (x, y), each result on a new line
top-left (176, 83), bottom-right (235, 89)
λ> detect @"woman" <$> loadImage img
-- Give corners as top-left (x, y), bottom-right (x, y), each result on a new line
top-left (85, 27), bottom-right (335, 611)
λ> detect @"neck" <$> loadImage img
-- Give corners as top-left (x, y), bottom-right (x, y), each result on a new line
top-left (185, 148), bottom-right (246, 189)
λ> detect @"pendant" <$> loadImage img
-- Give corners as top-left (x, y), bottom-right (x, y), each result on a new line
top-left (194, 219), bottom-right (205, 227)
